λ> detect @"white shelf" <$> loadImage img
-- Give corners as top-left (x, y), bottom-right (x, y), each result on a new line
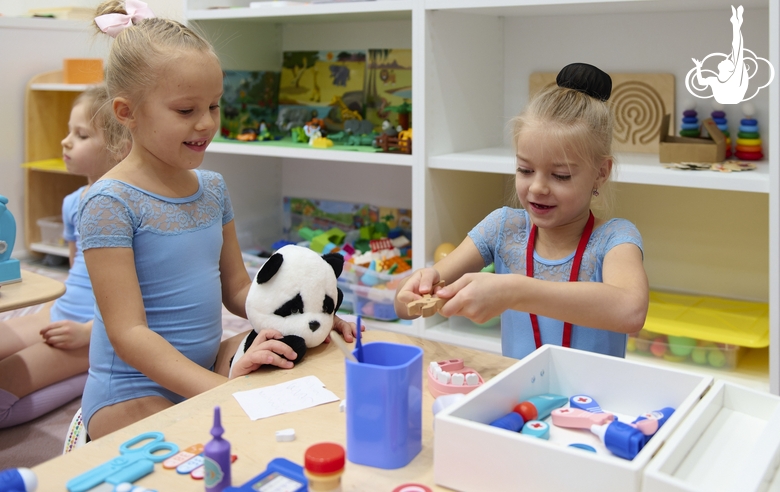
top-left (207, 141), bottom-right (413, 166)
top-left (187, 0), bottom-right (412, 23)
top-left (428, 146), bottom-right (770, 193)
top-left (29, 242), bottom-right (69, 258)
top-left (424, 0), bottom-right (767, 16)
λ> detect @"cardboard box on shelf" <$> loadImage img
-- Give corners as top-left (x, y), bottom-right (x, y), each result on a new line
top-left (658, 115), bottom-right (725, 163)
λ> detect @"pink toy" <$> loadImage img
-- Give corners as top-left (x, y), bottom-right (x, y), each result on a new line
top-left (427, 359), bottom-right (484, 398)
top-left (551, 408), bottom-right (614, 429)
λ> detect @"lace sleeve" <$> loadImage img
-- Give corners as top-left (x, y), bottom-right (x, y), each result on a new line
top-left (219, 175), bottom-right (235, 225)
top-left (467, 208), bottom-right (507, 267)
top-left (78, 192), bottom-right (135, 250)
top-left (603, 219), bottom-right (644, 259)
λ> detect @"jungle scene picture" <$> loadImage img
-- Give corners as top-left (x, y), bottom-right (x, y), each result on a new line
top-left (278, 50), bottom-right (367, 132)
top-left (365, 49), bottom-right (412, 129)
top-left (220, 70), bottom-right (280, 140)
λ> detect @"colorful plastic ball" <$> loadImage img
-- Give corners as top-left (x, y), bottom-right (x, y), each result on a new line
top-left (668, 336), bottom-right (697, 357)
top-left (650, 337), bottom-right (668, 357)
top-left (634, 330), bottom-right (654, 353)
top-left (434, 243), bottom-right (456, 263)
top-left (626, 336), bottom-right (637, 352)
top-left (663, 353), bottom-right (688, 363)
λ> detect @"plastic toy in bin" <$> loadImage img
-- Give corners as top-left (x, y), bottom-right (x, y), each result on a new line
top-left (628, 328), bottom-right (741, 369)
top-left (428, 359), bottom-right (484, 398)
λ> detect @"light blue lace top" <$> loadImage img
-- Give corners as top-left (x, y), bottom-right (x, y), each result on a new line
top-left (78, 169), bottom-right (234, 429)
top-left (49, 186), bottom-right (94, 323)
top-left (468, 207), bottom-right (643, 360)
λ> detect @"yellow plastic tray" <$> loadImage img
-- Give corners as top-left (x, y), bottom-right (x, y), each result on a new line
top-left (643, 291), bottom-right (769, 348)
top-left (21, 158), bottom-right (68, 172)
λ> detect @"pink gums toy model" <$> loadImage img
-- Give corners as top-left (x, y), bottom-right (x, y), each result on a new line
top-left (427, 359), bottom-right (484, 398)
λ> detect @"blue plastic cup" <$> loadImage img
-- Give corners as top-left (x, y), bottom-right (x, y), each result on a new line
top-left (346, 341), bottom-right (423, 469)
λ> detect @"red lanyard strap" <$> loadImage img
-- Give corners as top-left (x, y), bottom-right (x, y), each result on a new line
top-left (526, 211), bottom-right (595, 349)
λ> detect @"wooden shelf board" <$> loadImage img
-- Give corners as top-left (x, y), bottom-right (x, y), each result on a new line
top-left (207, 141), bottom-right (414, 166)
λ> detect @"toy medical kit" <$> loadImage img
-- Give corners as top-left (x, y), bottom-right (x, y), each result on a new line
top-left (0, 195), bottom-right (22, 285)
top-left (427, 359), bottom-right (484, 398)
top-left (191, 456), bottom-right (237, 480)
top-left (176, 456), bottom-right (203, 474)
top-left (65, 432), bottom-right (178, 492)
top-left (224, 458), bottom-right (307, 492)
top-left (162, 444), bottom-right (203, 469)
top-left (569, 394), bottom-right (603, 413)
top-left (489, 411), bottom-right (524, 432)
top-left (346, 342), bottom-right (423, 469)
top-left (521, 420), bottom-right (550, 440)
top-left (590, 421), bottom-right (646, 460)
top-left (551, 407), bottom-right (614, 429)
top-left (304, 443), bottom-right (345, 492)
top-left (204, 406), bottom-right (231, 492)
top-left (0, 468), bottom-right (37, 492)
top-left (514, 393), bottom-right (568, 422)
top-left (632, 407), bottom-right (674, 442)
top-left (275, 428), bottom-right (296, 442)
top-left (568, 443), bottom-right (597, 453)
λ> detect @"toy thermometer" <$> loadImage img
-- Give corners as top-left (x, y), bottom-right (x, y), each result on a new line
top-left (551, 408), bottom-right (614, 429)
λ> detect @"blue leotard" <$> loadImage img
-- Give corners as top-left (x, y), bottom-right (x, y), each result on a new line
top-left (78, 170), bottom-right (234, 429)
top-left (49, 186), bottom-right (93, 323)
top-left (468, 207), bottom-right (643, 360)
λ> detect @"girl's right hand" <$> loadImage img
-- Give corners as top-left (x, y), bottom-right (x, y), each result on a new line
top-left (229, 329), bottom-right (298, 378)
top-left (40, 320), bottom-right (91, 350)
top-left (395, 267), bottom-right (443, 318)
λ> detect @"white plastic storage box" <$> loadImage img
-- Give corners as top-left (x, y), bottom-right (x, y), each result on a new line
top-left (337, 262), bottom-right (411, 321)
top-left (643, 380), bottom-right (780, 492)
top-left (37, 216), bottom-right (64, 246)
top-left (434, 345), bottom-right (713, 492)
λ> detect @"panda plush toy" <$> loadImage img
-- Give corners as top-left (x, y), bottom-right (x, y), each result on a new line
top-left (230, 244), bottom-right (345, 374)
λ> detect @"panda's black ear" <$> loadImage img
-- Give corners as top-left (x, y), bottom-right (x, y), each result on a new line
top-left (335, 287), bottom-right (344, 312)
top-left (256, 253), bottom-right (284, 284)
top-left (322, 253), bottom-right (344, 278)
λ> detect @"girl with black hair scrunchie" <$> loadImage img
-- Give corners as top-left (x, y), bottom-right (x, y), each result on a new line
top-left (395, 63), bottom-right (649, 361)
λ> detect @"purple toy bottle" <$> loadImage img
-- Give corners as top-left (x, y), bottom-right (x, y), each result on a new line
top-left (203, 406), bottom-right (231, 492)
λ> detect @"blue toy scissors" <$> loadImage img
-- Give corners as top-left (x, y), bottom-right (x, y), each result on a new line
top-left (66, 432), bottom-right (178, 492)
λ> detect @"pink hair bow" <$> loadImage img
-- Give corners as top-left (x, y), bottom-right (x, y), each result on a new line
top-left (95, 0), bottom-right (155, 38)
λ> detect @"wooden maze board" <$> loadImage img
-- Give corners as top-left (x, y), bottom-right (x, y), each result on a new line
top-left (529, 72), bottom-right (675, 154)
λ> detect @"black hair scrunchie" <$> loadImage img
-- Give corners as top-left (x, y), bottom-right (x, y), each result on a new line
top-left (556, 63), bottom-right (612, 101)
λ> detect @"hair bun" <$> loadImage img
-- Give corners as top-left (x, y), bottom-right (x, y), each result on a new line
top-left (556, 63), bottom-right (612, 101)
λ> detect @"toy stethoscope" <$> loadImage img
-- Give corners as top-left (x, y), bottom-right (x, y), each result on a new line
top-left (66, 432), bottom-right (179, 492)
top-left (526, 210), bottom-right (595, 349)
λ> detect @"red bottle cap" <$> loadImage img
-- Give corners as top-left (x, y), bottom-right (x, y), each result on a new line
top-left (305, 442), bottom-right (345, 474)
top-left (514, 401), bottom-right (538, 422)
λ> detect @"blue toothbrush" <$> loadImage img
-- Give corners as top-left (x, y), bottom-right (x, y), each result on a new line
top-left (355, 315), bottom-right (364, 362)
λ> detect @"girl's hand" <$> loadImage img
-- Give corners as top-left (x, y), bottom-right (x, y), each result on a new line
top-left (328, 315), bottom-right (359, 343)
top-left (395, 267), bottom-right (443, 306)
top-left (40, 320), bottom-right (91, 350)
top-left (230, 329), bottom-right (298, 378)
top-left (436, 273), bottom-right (509, 324)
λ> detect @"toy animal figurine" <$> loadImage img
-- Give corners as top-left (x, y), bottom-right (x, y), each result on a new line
top-left (230, 245), bottom-right (344, 374)
top-left (330, 95), bottom-right (362, 121)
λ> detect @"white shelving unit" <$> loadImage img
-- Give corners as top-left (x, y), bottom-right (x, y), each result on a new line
top-left (186, 0), bottom-right (779, 394)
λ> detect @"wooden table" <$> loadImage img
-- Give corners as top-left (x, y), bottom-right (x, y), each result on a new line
top-left (0, 269), bottom-right (65, 313)
top-left (32, 330), bottom-right (515, 491)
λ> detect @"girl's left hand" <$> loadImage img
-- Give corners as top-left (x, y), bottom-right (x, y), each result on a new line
top-left (327, 315), bottom-right (360, 343)
top-left (40, 320), bottom-right (91, 350)
top-left (436, 273), bottom-right (509, 324)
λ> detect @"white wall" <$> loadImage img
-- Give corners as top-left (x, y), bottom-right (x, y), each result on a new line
top-left (0, 0), bottom-right (183, 19)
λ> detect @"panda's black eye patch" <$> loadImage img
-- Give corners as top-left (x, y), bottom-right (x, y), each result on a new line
top-left (275, 294), bottom-right (304, 317)
top-left (323, 295), bottom-right (335, 315)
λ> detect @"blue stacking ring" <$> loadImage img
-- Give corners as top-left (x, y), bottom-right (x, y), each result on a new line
top-left (741, 118), bottom-right (758, 125)
top-left (739, 124), bottom-right (759, 133)
top-left (713, 117), bottom-right (727, 125)
top-left (680, 122), bottom-right (700, 130)
top-left (717, 124), bottom-right (728, 132)
top-left (682, 116), bottom-right (699, 124)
